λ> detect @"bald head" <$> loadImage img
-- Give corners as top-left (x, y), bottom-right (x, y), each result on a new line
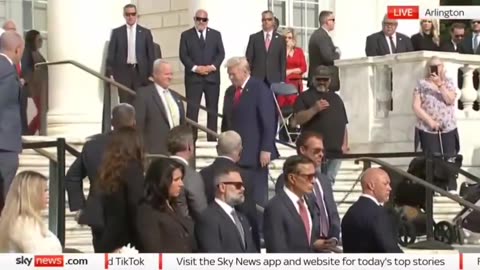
top-left (3, 20), bottom-right (16, 31)
top-left (0, 31), bottom-right (24, 64)
top-left (360, 168), bottom-right (391, 203)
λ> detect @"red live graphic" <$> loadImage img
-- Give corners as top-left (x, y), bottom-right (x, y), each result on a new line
top-left (387, 6), bottom-right (419, 20)
top-left (34, 255), bottom-right (64, 267)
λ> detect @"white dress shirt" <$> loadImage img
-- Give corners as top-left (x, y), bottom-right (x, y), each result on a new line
top-left (385, 33), bottom-right (397, 54)
top-left (0, 53), bottom-right (13, 65)
top-left (218, 156), bottom-right (236, 162)
top-left (284, 186), bottom-right (312, 235)
top-left (154, 83), bottom-right (180, 128)
top-left (126, 23), bottom-right (137, 64)
top-left (171, 155), bottom-right (189, 166)
top-left (215, 198), bottom-right (236, 223)
top-left (361, 194), bottom-right (381, 206)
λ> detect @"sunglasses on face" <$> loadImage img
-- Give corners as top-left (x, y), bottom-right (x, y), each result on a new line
top-left (262, 17), bottom-right (273, 22)
top-left (315, 77), bottom-right (330, 82)
top-left (454, 34), bottom-right (464, 38)
top-left (473, 21), bottom-right (480, 24)
top-left (195, 17), bottom-right (208, 22)
top-left (222, 182), bottom-right (244, 189)
top-left (125, 12), bottom-right (136, 17)
top-left (329, 18), bottom-right (335, 22)
top-left (295, 173), bottom-right (316, 181)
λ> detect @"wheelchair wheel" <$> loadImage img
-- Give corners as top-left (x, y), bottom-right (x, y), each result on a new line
top-left (398, 221), bottom-right (416, 247)
top-left (434, 221), bottom-right (456, 244)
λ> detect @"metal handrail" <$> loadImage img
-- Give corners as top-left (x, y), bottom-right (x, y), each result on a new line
top-left (356, 157), bottom-right (480, 213)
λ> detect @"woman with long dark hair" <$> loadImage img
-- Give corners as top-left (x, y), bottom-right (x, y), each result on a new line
top-left (95, 127), bottom-right (145, 252)
top-left (136, 157), bottom-right (195, 253)
top-left (21, 30), bottom-right (48, 135)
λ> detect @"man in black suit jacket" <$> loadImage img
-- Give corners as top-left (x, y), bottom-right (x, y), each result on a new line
top-left (221, 56), bottom-right (279, 208)
top-left (265, 155), bottom-right (328, 252)
top-left (439, 23), bottom-right (465, 53)
top-left (196, 166), bottom-right (258, 253)
top-left (341, 168), bottom-right (403, 253)
top-left (134, 59), bottom-right (185, 155)
top-left (200, 130), bottom-right (260, 249)
top-left (65, 103), bottom-right (136, 252)
top-left (308, 11), bottom-right (340, 91)
top-left (458, 20), bottom-right (480, 91)
top-left (246, 10), bottom-right (286, 86)
top-left (0, 31), bottom-right (24, 200)
top-left (365, 15), bottom-right (413, 56)
top-left (274, 132), bottom-right (340, 251)
top-left (180, 9), bottom-right (225, 141)
top-left (154, 42), bottom-right (162, 59)
top-left (106, 4), bottom-right (155, 104)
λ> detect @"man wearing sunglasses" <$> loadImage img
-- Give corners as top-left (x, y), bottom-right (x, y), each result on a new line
top-left (440, 23), bottom-right (465, 53)
top-left (106, 4), bottom-right (156, 104)
top-left (458, 20), bottom-right (480, 92)
top-left (246, 10), bottom-right (286, 86)
top-left (195, 166), bottom-right (258, 253)
top-left (179, 9), bottom-right (225, 142)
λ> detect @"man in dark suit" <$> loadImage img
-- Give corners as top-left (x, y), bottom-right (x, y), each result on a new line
top-left (180, 9), bottom-right (225, 141)
top-left (0, 31), bottom-right (24, 199)
top-left (341, 168), bottom-right (403, 253)
top-left (106, 4), bottom-right (155, 104)
top-left (308, 11), bottom-right (340, 91)
top-left (458, 20), bottom-right (480, 91)
top-left (274, 132), bottom-right (340, 251)
top-left (365, 15), bottom-right (413, 56)
top-left (154, 42), bottom-right (162, 59)
top-left (64, 103), bottom-right (136, 252)
top-left (221, 56), bottom-right (279, 208)
top-left (196, 166), bottom-right (258, 253)
top-left (134, 59), bottom-right (185, 155)
top-left (264, 155), bottom-right (328, 252)
top-left (167, 125), bottom-right (208, 222)
top-left (200, 130), bottom-right (260, 249)
top-left (440, 23), bottom-right (465, 52)
top-left (246, 10), bottom-right (286, 86)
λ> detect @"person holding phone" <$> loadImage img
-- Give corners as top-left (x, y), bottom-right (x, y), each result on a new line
top-left (412, 56), bottom-right (459, 192)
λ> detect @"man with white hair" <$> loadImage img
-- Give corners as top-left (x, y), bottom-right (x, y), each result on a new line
top-left (365, 14), bottom-right (413, 56)
top-left (195, 166), bottom-right (258, 253)
top-left (134, 59), bottom-right (185, 155)
top-left (221, 56), bottom-right (278, 208)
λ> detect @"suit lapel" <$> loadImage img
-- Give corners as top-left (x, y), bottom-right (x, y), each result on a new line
top-left (279, 191), bottom-right (307, 235)
top-left (379, 34), bottom-right (390, 55)
top-left (150, 85), bottom-right (170, 127)
top-left (120, 25), bottom-right (128, 55)
top-left (395, 35), bottom-right (403, 53)
top-left (170, 91), bottom-right (185, 123)
top-left (167, 207), bottom-right (191, 233)
top-left (136, 25), bottom-right (143, 55)
top-left (212, 202), bottom-right (246, 250)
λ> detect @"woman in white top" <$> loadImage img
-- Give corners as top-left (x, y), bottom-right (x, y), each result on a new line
top-left (0, 171), bottom-right (62, 253)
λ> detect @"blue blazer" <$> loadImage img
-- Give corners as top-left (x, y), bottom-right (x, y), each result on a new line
top-left (275, 171), bottom-right (341, 240)
top-left (221, 77), bottom-right (279, 167)
top-left (0, 55), bottom-right (21, 153)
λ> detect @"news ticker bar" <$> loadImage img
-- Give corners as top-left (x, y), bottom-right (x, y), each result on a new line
top-left (387, 6), bottom-right (480, 20)
top-left (4, 253), bottom-right (480, 269)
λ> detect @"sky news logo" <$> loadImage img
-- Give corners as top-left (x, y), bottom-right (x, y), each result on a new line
top-left (16, 255), bottom-right (63, 267)
top-left (387, 6), bottom-right (474, 20)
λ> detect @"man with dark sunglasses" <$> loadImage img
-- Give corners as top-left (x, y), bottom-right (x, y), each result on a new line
top-left (440, 23), bottom-right (465, 53)
top-left (106, 4), bottom-right (156, 104)
top-left (246, 10), bottom-right (286, 86)
top-left (458, 20), bottom-right (480, 92)
top-left (195, 166), bottom-right (258, 253)
top-left (179, 9), bottom-right (225, 142)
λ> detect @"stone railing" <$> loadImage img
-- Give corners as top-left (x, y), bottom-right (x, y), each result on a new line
top-left (336, 51), bottom-right (480, 168)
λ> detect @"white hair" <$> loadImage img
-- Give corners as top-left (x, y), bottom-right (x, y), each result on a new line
top-left (153, 59), bottom-right (171, 73)
top-left (224, 56), bottom-right (250, 72)
top-left (217, 131), bottom-right (242, 156)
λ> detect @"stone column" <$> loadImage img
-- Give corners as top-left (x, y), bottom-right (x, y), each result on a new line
top-left (47, 0), bottom-right (130, 138)
top-left (188, 0), bottom-right (267, 133)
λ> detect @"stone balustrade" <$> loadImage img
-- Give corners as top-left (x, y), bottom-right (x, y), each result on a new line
top-left (336, 51), bottom-right (480, 170)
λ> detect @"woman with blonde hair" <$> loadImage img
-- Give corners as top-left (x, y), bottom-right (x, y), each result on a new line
top-left (0, 171), bottom-right (62, 253)
top-left (411, 19), bottom-right (440, 51)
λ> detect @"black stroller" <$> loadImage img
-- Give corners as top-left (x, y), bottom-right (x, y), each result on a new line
top-left (383, 154), bottom-right (463, 247)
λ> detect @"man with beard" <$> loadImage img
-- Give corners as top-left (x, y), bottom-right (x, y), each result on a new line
top-left (195, 166), bottom-right (258, 253)
top-left (294, 66), bottom-right (348, 185)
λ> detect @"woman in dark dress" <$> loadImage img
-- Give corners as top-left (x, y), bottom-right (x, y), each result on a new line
top-left (136, 157), bottom-right (196, 253)
top-left (95, 127), bottom-right (145, 252)
top-left (411, 19), bottom-right (440, 51)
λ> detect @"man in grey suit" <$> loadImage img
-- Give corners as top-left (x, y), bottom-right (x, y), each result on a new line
top-left (0, 31), bottom-right (24, 198)
top-left (308, 10), bottom-right (340, 91)
top-left (167, 125), bottom-right (208, 222)
top-left (134, 59), bottom-right (185, 155)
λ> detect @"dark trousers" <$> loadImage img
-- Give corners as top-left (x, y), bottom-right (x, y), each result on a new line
top-left (185, 81), bottom-right (219, 141)
top-left (115, 65), bottom-right (144, 105)
top-left (91, 228), bottom-right (103, 253)
top-left (28, 95), bottom-right (41, 135)
top-left (0, 151), bottom-right (19, 197)
top-left (20, 87), bottom-right (28, 135)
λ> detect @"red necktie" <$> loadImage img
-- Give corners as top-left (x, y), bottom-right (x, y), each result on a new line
top-left (15, 63), bottom-right (21, 76)
top-left (233, 86), bottom-right (242, 105)
top-left (298, 199), bottom-right (311, 244)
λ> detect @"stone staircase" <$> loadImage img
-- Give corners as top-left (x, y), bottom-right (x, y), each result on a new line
top-left (18, 139), bottom-right (467, 253)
